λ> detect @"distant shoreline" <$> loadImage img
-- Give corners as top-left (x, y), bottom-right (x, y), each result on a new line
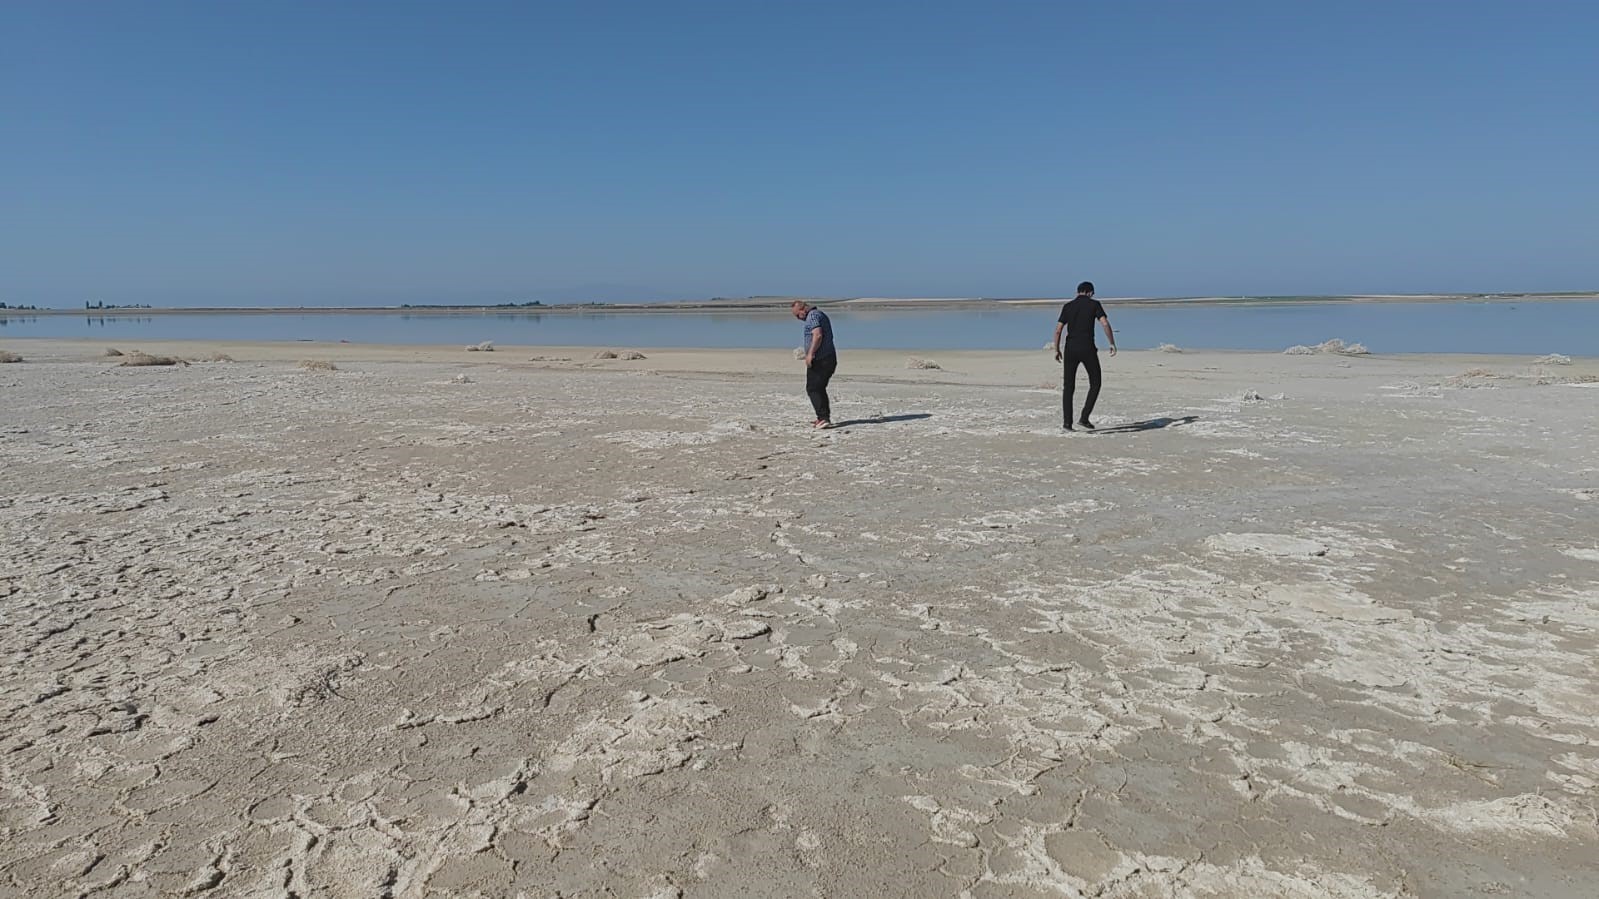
top-left (15, 292), bottom-right (1599, 316)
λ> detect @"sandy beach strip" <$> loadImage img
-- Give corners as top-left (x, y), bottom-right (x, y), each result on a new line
top-left (3, 340), bottom-right (1598, 897)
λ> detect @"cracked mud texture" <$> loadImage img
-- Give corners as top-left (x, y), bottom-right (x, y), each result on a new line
top-left (3, 341), bottom-right (1598, 898)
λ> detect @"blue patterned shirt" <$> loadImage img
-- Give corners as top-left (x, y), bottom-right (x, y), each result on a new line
top-left (803, 308), bottom-right (836, 359)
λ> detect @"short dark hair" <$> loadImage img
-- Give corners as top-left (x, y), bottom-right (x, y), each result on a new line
top-left (1077, 281), bottom-right (1094, 295)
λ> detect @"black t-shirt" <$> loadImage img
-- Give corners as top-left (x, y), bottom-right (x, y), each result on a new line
top-left (1058, 296), bottom-right (1108, 351)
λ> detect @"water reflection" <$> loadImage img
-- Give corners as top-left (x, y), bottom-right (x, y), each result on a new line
top-left (84, 316), bottom-right (154, 327)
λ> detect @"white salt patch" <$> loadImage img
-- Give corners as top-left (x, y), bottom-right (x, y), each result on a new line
top-left (1319, 654), bottom-right (1411, 687)
top-left (1207, 533), bottom-right (1329, 557)
top-left (1420, 794), bottom-right (1580, 838)
top-left (1265, 584), bottom-right (1411, 622)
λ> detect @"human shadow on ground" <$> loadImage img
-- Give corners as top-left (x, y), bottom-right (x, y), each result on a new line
top-left (833, 413), bottom-right (933, 428)
top-left (1089, 415), bottom-right (1199, 434)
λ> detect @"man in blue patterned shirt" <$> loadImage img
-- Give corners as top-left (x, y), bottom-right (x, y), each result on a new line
top-left (791, 301), bottom-right (837, 429)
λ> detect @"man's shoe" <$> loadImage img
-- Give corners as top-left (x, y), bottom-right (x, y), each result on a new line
top-left (815, 420), bottom-right (833, 430)
top-left (1079, 419), bottom-right (1096, 430)
top-left (1062, 423), bottom-right (1074, 431)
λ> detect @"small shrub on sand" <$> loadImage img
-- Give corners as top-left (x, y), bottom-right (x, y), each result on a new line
top-left (1285, 339), bottom-right (1369, 356)
top-left (1156, 343), bottom-right (1182, 353)
top-left (906, 357), bottom-right (941, 370)
top-left (1534, 353), bottom-right (1572, 366)
top-left (103, 348), bottom-right (124, 357)
top-left (619, 350), bottom-right (647, 360)
top-left (299, 359), bottom-right (338, 372)
top-left (593, 350), bottom-right (619, 359)
top-left (1447, 369), bottom-right (1498, 388)
top-left (120, 352), bottom-right (184, 367)
top-left (466, 341), bottom-right (494, 352)
top-left (0, 351), bottom-right (22, 363)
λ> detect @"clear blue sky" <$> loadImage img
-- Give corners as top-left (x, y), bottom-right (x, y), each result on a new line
top-left (3, 1), bottom-right (1596, 307)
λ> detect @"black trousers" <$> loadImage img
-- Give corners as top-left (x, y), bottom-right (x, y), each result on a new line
top-left (807, 354), bottom-right (837, 421)
top-left (1063, 347), bottom-right (1101, 424)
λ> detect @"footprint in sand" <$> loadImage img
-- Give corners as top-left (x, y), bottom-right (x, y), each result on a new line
top-left (1205, 533), bottom-right (1329, 557)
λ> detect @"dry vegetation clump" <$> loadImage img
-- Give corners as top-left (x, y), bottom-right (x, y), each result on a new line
top-left (906, 357), bottom-right (941, 370)
top-left (103, 348), bottom-right (124, 357)
top-left (298, 359), bottom-right (338, 372)
top-left (1445, 368), bottom-right (1499, 388)
top-left (466, 341), bottom-right (494, 352)
top-left (593, 350), bottom-right (619, 359)
top-left (1156, 343), bottom-right (1182, 353)
top-left (618, 350), bottom-right (647, 360)
top-left (119, 352), bottom-right (185, 367)
top-left (1284, 339), bottom-right (1370, 356)
top-left (1533, 353), bottom-right (1572, 365)
top-left (0, 350), bottom-right (22, 363)
top-left (1534, 371), bottom-right (1599, 386)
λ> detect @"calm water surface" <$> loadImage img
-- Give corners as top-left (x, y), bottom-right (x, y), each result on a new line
top-left (3, 301), bottom-right (1596, 355)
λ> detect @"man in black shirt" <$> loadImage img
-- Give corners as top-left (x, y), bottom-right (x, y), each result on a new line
top-left (1052, 281), bottom-right (1116, 430)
